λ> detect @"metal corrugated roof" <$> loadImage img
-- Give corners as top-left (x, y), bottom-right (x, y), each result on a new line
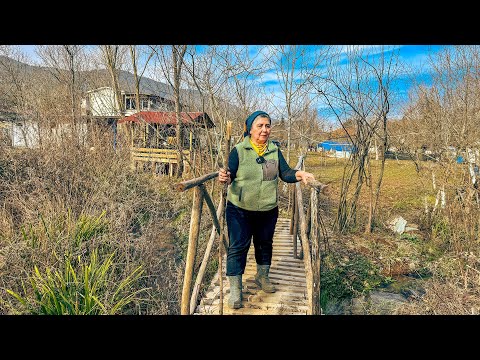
top-left (117, 111), bottom-right (215, 128)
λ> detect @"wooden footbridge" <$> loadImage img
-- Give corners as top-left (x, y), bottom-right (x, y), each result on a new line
top-left (195, 217), bottom-right (309, 314)
top-left (175, 155), bottom-right (327, 315)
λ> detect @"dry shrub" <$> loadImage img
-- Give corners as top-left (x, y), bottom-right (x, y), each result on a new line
top-left (391, 158), bottom-right (480, 314)
top-left (398, 280), bottom-right (480, 315)
top-left (0, 129), bottom-right (191, 314)
top-left (397, 243), bottom-right (480, 314)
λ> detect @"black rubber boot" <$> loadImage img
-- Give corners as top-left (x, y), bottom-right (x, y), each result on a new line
top-left (227, 275), bottom-right (242, 309)
top-left (255, 264), bottom-right (276, 293)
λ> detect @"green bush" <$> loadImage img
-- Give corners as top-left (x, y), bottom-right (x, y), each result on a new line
top-left (320, 254), bottom-right (392, 311)
top-left (431, 217), bottom-right (452, 244)
top-left (7, 249), bottom-right (146, 315)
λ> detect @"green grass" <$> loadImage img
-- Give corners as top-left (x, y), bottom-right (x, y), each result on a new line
top-left (72, 210), bottom-right (108, 248)
top-left (400, 232), bottom-right (421, 243)
top-left (303, 155), bottom-right (437, 224)
top-left (20, 210), bottom-right (109, 250)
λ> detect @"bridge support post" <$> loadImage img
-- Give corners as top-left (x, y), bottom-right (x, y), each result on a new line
top-left (310, 188), bottom-right (321, 315)
top-left (295, 182), bottom-right (313, 315)
top-left (181, 186), bottom-right (204, 315)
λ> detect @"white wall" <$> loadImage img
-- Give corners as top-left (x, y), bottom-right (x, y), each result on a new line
top-left (12, 121), bottom-right (39, 148)
top-left (10, 121), bottom-right (88, 148)
top-left (89, 87), bottom-right (121, 117)
top-left (335, 150), bottom-right (351, 158)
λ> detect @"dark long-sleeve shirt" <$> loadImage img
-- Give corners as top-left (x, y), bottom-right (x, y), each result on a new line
top-left (228, 147), bottom-right (298, 183)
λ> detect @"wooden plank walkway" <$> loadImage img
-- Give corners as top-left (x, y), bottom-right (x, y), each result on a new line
top-left (194, 218), bottom-right (308, 315)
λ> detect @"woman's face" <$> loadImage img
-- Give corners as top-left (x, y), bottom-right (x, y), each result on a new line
top-left (249, 117), bottom-right (271, 144)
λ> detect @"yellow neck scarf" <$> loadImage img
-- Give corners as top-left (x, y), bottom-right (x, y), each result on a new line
top-left (250, 139), bottom-right (268, 157)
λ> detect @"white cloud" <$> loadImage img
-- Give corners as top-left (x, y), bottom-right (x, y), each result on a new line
top-left (335, 45), bottom-right (404, 57)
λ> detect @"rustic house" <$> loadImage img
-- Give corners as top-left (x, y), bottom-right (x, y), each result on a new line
top-left (81, 86), bottom-right (175, 122)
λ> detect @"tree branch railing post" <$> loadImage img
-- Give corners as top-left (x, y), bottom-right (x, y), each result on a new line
top-left (177, 121), bottom-right (232, 315)
top-left (189, 191), bottom-right (225, 314)
top-left (180, 185), bottom-right (204, 315)
top-left (218, 120), bottom-right (232, 315)
top-left (292, 154), bottom-right (327, 315)
top-left (310, 186), bottom-right (321, 315)
top-left (177, 171), bottom-right (226, 315)
top-left (290, 185), bottom-right (298, 258)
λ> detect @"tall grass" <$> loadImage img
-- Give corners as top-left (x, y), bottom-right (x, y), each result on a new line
top-left (0, 132), bottom-right (188, 314)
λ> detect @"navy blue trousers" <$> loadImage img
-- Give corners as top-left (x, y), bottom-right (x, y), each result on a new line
top-left (225, 201), bottom-right (279, 276)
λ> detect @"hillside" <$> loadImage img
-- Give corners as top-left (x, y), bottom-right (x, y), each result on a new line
top-left (0, 55), bottom-right (202, 108)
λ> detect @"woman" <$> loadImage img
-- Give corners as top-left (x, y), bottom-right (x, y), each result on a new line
top-left (218, 110), bottom-right (315, 309)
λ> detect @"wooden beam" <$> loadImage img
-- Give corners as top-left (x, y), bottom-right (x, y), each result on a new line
top-left (217, 120), bottom-right (232, 315)
top-left (189, 193), bottom-right (226, 314)
top-left (306, 194), bottom-right (311, 240)
top-left (198, 184), bottom-right (228, 251)
top-left (199, 184), bottom-right (221, 235)
top-left (292, 193), bottom-right (300, 259)
top-left (189, 130), bottom-right (193, 153)
top-left (181, 186), bottom-right (204, 315)
top-left (226, 121), bottom-right (232, 141)
top-left (130, 123), bottom-right (134, 148)
top-left (175, 171), bottom-right (219, 192)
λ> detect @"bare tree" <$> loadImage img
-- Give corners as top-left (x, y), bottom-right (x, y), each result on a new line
top-left (36, 45), bottom-right (87, 130)
top-left (0, 46), bottom-right (32, 146)
top-left (266, 45), bottom-right (329, 164)
top-left (152, 45), bottom-right (188, 177)
top-left (401, 46), bottom-right (480, 244)
top-left (314, 45), bottom-right (399, 233)
top-left (99, 45), bottom-right (127, 116)
top-left (182, 46), bottom-right (269, 171)
top-left (128, 45), bottom-right (155, 115)
top-left (184, 45), bottom-right (229, 173)
top-left (291, 98), bottom-right (328, 152)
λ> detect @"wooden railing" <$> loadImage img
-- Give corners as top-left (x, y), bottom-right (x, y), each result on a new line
top-left (175, 171), bottom-right (229, 315)
top-left (175, 152), bottom-right (327, 315)
top-left (131, 147), bottom-right (191, 162)
top-left (175, 121), bottom-right (232, 315)
top-left (131, 147), bottom-right (191, 176)
top-left (290, 155), bottom-right (328, 315)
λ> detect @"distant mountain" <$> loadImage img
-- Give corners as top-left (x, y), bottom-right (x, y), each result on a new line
top-left (83, 68), bottom-right (175, 99)
top-left (0, 55), bottom-right (245, 126)
top-left (0, 55), bottom-right (201, 106)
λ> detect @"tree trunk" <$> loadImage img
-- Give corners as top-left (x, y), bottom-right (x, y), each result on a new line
top-left (173, 45), bottom-right (187, 177)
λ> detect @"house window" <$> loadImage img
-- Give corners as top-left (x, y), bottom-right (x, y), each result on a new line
top-left (125, 96), bottom-right (136, 110)
top-left (141, 98), bottom-right (149, 110)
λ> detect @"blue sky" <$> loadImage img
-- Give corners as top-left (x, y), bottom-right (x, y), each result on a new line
top-left (17, 44), bottom-right (445, 121)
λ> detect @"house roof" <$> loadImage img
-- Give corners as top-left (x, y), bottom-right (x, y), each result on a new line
top-left (319, 140), bottom-right (356, 152)
top-left (0, 110), bottom-right (24, 123)
top-left (117, 111), bottom-right (215, 128)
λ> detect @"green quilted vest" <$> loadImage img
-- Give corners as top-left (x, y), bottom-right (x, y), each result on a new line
top-left (227, 137), bottom-right (279, 211)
